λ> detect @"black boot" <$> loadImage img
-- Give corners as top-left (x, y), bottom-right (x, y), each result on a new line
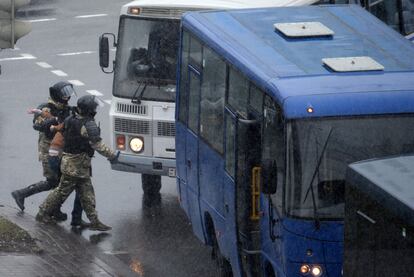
top-left (35, 209), bottom-right (57, 224)
top-left (52, 210), bottom-right (68, 222)
top-left (89, 220), bottom-right (112, 231)
top-left (11, 180), bottom-right (51, 211)
top-left (71, 220), bottom-right (91, 228)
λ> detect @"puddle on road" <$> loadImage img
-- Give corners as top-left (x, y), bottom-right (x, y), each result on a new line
top-left (108, 252), bottom-right (144, 276)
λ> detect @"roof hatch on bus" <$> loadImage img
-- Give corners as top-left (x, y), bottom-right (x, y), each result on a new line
top-left (322, 56), bottom-right (385, 72)
top-left (274, 22), bottom-right (334, 38)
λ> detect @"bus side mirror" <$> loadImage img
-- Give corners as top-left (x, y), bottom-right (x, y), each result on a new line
top-left (99, 36), bottom-right (109, 68)
top-left (262, 159), bottom-right (277, 194)
top-left (99, 33), bottom-right (116, 73)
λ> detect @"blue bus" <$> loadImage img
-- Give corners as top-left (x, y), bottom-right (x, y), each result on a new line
top-left (175, 5), bottom-right (414, 277)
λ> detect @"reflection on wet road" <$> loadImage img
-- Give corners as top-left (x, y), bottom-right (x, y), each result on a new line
top-left (110, 192), bottom-right (216, 277)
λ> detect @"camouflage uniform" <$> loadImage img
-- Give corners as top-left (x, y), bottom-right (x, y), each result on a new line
top-left (11, 99), bottom-right (72, 214)
top-left (38, 113), bottom-right (115, 225)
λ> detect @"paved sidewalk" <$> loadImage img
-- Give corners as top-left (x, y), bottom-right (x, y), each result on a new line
top-left (0, 204), bottom-right (138, 277)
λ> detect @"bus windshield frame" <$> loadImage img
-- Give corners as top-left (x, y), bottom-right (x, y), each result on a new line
top-left (113, 15), bottom-right (180, 102)
top-left (284, 114), bottom-right (414, 221)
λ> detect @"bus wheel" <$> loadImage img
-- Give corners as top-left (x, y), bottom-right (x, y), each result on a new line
top-left (212, 235), bottom-right (233, 277)
top-left (141, 174), bottom-right (162, 195)
top-left (265, 262), bottom-right (276, 277)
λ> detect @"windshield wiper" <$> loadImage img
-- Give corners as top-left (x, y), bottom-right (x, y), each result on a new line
top-left (131, 78), bottom-right (148, 105)
top-left (303, 127), bottom-right (334, 229)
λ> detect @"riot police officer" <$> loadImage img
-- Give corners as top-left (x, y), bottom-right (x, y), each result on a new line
top-left (11, 81), bottom-right (83, 223)
top-left (36, 95), bottom-right (117, 231)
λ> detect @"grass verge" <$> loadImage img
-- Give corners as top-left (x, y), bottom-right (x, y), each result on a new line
top-left (0, 216), bottom-right (41, 253)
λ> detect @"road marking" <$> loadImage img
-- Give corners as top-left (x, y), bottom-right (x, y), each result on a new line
top-left (86, 90), bottom-right (103, 96)
top-left (25, 18), bottom-right (57, 23)
top-left (57, 51), bottom-right (95, 56)
top-left (21, 54), bottom-right (36, 59)
top-left (36, 62), bottom-right (53, 68)
top-left (51, 70), bottom-right (68, 77)
top-left (68, 80), bottom-right (85, 86)
top-left (104, 99), bottom-right (111, 105)
top-left (75, 14), bottom-right (107, 19)
top-left (104, 250), bottom-right (129, 255)
top-left (0, 53), bottom-right (36, 61)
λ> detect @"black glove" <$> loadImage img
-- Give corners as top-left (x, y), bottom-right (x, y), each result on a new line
top-left (108, 151), bottom-right (120, 164)
top-left (42, 117), bottom-right (59, 137)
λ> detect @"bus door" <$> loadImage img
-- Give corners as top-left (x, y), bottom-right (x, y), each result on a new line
top-left (238, 116), bottom-right (262, 277)
top-left (185, 67), bottom-right (205, 241)
top-left (227, 110), bottom-right (262, 276)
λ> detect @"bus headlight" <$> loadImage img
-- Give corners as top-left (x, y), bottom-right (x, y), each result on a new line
top-left (300, 265), bottom-right (310, 274)
top-left (130, 137), bottom-right (144, 153)
top-left (311, 266), bottom-right (322, 276)
top-left (300, 264), bottom-right (322, 276)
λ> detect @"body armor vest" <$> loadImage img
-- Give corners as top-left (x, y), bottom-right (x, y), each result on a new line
top-left (63, 115), bottom-right (94, 157)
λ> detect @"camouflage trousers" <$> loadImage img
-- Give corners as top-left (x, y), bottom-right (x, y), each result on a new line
top-left (39, 174), bottom-right (98, 222)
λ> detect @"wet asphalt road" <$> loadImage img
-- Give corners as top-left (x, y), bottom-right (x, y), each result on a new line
top-left (0, 0), bottom-right (216, 276)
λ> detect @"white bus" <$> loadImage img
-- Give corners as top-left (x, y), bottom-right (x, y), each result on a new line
top-left (98, 0), bottom-right (318, 194)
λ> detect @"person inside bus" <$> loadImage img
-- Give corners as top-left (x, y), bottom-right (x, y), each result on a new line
top-left (147, 21), bottom-right (178, 81)
top-left (127, 47), bottom-right (152, 80)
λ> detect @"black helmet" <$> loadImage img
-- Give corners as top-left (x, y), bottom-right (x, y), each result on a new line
top-left (49, 81), bottom-right (76, 104)
top-left (77, 95), bottom-right (104, 117)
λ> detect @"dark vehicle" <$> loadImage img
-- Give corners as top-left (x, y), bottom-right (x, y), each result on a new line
top-left (345, 155), bottom-right (414, 277)
top-left (319, 0), bottom-right (414, 37)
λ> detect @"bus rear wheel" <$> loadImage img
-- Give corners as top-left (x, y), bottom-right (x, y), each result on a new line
top-left (141, 174), bottom-right (162, 195)
top-left (212, 235), bottom-right (233, 277)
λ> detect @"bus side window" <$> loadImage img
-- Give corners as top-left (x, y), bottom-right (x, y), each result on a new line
top-left (178, 31), bottom-right (190, 125)
top-left (188, 72), bottom-right (201, 134)
top-left (189, 35), bottom-right (202, 70)
top-left (227, 67), bottom-right (249, 119)
top-left (249, 85), bottom-right (264, 115)
top-left (200, 47), bottom-right (226, 154)
top-left (262, 96), bottom-right (285, 209)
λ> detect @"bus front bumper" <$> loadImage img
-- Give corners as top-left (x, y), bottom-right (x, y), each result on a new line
top-left (111, 153), bottom-right (176, 177)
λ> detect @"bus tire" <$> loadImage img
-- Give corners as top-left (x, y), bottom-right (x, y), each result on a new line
top-left (212, 234), bottom-right (233, 277)
top-left (141, 174), bottom-right (162, 195)
top-left (265, 262), bottom-right (276, 277)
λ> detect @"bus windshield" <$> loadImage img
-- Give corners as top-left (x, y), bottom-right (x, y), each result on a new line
top-left (285, 115), bottom-right (414, 220)
top-left (113, 16), bottom-right (180, 102)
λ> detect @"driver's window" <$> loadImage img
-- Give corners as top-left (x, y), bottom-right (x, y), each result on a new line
top-left (225, 112), bottom-right (236, 178)
top-left (401, 0), bottom-right (414, 35)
